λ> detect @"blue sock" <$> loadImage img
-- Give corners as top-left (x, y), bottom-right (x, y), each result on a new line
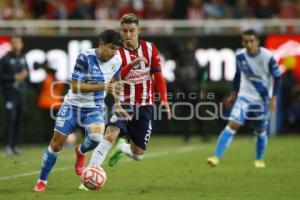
top-left (39, 146), bottom-right (58, 182)
top-left (214, 125), bottom-right (236, 158)
top-left (255, 132), bottom-right (268, 160)
top-left (79, 134), bottom-right (102, 154)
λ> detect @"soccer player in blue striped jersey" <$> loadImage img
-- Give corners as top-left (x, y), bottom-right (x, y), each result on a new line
top-left (207, 29), bottom-right (281, 168)
top-left (33, 30), bottom-right (130, 192)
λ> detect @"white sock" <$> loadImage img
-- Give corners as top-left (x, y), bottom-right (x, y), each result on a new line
top-left (119, 143), bottom-right (133, 157)
top-left (119, 143), bottom-right (144, 161)
top-left (89, 138), bottom-right (112, 166)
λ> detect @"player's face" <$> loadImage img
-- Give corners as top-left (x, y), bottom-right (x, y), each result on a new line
top-left (242, 35), bottom-right (259, 54)
top-left (99, 42), bottom-right (119, 61)
top-left (11, 37), bottom-right (23, 53)
top-left (120, 23), bottom-right (140, 49)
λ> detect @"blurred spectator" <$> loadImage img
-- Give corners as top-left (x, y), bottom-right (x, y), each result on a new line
top-left (0, 0), bottom-right (24, 20)
top-left (233, 0), bottom-right (254, 19)
top-left (254, 0), bottom-right (274, 19)
top-left (174, 38), bottom-right (209, 142)
top-left (118, 0), bottom-right (135, 19)
top-left (68, 0), bottom-right (95, 20)
top-left (204, 0), bottom-right (232, 19)
top-left (0, 36), bottom-right (28, 156)
top-left (187, 0), bottom-right (206, 20)
top-left (170, 0), bottom-right (189, 19)
top-left (36, 61), bottom-right (64, 142)
top-left (279, 0), bottom-right (296, 19)
top-left (95, 0), bottom-right (118, 20)
top-left (160, 0), bottom-right (174, 19)
top-left (46, 0), bottom-right (68, 19)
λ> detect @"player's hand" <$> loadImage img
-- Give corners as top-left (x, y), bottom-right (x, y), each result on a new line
top-left (114, 104), bottom-right (132, 121)
top-left (161, 102), bottom-right (172, 120)
top-left (106, 82), bottom-right (122, 95)
top-left (14, 69), bottom-right (28, 82)
top-left (269, 96), bottom-right (276, 112)
top-left (129, 57), bottom-right (148, 69)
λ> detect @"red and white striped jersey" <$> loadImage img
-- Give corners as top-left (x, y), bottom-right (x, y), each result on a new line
top-left (119, 40), bottom-right (161, 105)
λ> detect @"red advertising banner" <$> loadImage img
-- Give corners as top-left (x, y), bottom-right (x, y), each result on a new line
top-left (265, 35), bottom-right (300, 82)
top-left (0, 36), bottom-right (11, 59)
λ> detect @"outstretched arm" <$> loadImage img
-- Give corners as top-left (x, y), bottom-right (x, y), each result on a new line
top-left (153, 71), bottom-right (171, 119)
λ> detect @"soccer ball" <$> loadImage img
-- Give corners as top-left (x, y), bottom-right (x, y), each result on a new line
top-left (81, 166), bottom-right (107, 190)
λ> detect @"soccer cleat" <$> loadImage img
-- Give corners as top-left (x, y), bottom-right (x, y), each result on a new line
top-left (75, 146), bottom-right (86, 176)
top-left (34, 180), bottom-right (47, 192)
top-left (78, 183), bottom-right (89, 191)
top-left (108, 138), bottom-right (126, 167)
top-left (207, 156), bottom-right (220, 167)
top-left (254, 160), bottom-right (266, 168)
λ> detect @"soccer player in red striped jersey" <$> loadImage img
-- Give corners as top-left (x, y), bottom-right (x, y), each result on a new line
top-left (83, 13), bottom-right (171, 178)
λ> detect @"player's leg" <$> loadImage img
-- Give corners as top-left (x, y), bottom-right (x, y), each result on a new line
top-left (207, 121), bottom-right (241, 166)
top-left (4, 99), bottom-right (17, 156)
top-left (252, 107), bottom-right (269, 168)
top-left (207, 98), bottom-right (246, 166)
top-left (34, 103), bottom-right (75, 192)
top-left (12, 102), bottom-right (24, 155)
top-left (88, 107), bottom-right (129, 167)
top-left (34, 131), bottom-right (68, 192)
top-left (89, 125), bottom-right (120, 166)
top-left (254, 130), bottom-right (267, 168)
top-left (109, 106), bottom-right (153, 166)
top-left (75, 124), bottom-right (105, 175)
top-left (75, 106), bottom-right (107, 174)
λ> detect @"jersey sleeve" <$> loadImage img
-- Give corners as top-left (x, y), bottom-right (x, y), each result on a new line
top-left (113, 67), bottom-right (121, 79)
top-left (150, 43), bottom-right (162, 74)
top-left (268, 56), bottom-right (281, 78)
top-left (72, 54), bottom-right (89, 81)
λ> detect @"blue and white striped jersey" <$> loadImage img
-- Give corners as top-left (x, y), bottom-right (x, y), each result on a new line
top-left (236, 47), bottom-right (281, 103)
top-left (64, 48), bottom-right (122, 108)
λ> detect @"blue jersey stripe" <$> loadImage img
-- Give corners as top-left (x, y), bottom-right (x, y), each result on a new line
top-left (236, 54), bottom-right (269, 102)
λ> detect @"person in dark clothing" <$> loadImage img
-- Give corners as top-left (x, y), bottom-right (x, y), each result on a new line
top-left (0, 36), bottom-right (29, 156)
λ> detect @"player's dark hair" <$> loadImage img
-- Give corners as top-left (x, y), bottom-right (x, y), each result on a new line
top-left (98, 29), bottom-right (123, 46)
top-left (242, 29), bottom-right (259, 39)
top-left (120, 13), bottom-right (139, 25)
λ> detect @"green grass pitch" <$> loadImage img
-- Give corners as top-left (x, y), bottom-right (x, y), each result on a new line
top-left (0, 135), bottom-right (299, 200)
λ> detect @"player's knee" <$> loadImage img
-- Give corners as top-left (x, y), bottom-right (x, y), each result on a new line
top-left (104, 126), bottom-right (120, 142)
top-left (132, 154), bottom-right (144, 161)
top-left (228, 121), bottom-right (240, 132)
top-left (50, 142), bottom-right (63, 152)
top-left (255, 130), bottom-right (266, 136)
top-left (89, 133), bottom-right (103, 142)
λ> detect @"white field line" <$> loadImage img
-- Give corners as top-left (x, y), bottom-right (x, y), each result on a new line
top-left (0, 145), bottom-right (199, 181)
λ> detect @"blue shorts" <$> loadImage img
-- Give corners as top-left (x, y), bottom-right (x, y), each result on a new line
top-left (229, 97), bottom-right (270, 132)
top-left (54, 103), bottom-right (105, 136)
top-left (107, 104), bottom-right (154, 150)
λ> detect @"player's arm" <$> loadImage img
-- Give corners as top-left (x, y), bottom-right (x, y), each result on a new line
top-left (71, 80), bottom-right (109, 93)
top-left (224, 58), bottom-right (240, 108)
top-left (151, 45), bottom-right (171, 119)
top-left (268, 56), bottom-right (281, 112)
top-left (71, 53), bottom-right (119, 93)
top-left (121, 57), bottom-right (148, 79)
top-left (0, 56), bottom-right (17, 81)
top-left (111, 68), bottom-right (131, 120)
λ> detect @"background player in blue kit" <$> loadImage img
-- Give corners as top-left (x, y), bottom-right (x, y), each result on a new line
top-left (207, 29), bottom-right (281, 168)
top-left (33, 29), bottom-right (130, 192)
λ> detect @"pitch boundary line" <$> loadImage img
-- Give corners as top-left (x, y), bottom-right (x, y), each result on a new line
top-left (0, 145), bottom-right (199, 181)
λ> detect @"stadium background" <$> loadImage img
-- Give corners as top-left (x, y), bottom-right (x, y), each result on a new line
top-left (0, 0), bottom-right (299, 143)
top-left (0, 1), bottom-right (300, 199)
